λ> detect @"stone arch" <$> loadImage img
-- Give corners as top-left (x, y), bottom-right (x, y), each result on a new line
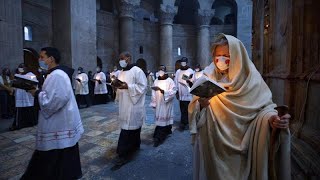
top-left (97, 56), bottom-right (102, 69)
top-left (211, 0), bottom-right (237, 36)
top-left (136, 58), bottom-right (147, 75)
top-left (98, 0), bottom-right (114, 12)
top-left (23, 48), bottom-right (39, 75)
top-left (173, 0), bottom-right (200, 25)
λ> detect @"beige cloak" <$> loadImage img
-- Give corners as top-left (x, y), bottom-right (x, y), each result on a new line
top-left (188, 34), bottom-right (291, 180)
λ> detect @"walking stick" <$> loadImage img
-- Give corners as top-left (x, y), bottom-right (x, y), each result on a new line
top-left (269, 105), bottom-right (289, 180)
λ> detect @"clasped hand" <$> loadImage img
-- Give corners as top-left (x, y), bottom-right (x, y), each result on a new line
top-left (268, 114), bottom-right (290, 129)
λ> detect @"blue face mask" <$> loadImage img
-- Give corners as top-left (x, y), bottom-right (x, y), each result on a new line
top-left (39, 60), bottom-right (48, 70)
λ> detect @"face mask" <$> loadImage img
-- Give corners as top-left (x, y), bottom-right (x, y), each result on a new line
top-left (181, 62), bottom-right (187, 67)
top-left (119, 59), bottom-right (127, 68)
top-left (78, 70), bottom-right (81, 74)
top-left (215, 56), bottom-right (230, 71)
top-left (114, 68), bottom-right (117, 71)
top-left (39, 60), bottom-right (48, 70)
top-left (158, 70), bottom-right (165, 77)
top-left (195, 68), bottom-right (200, 72)
top-left (18, 68), bottom-right (24, 73)
top-left (96, 67), bottom-right (101, 72)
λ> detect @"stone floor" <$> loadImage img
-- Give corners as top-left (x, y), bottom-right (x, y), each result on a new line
top-left (0, 96), bottom-right (193, 180)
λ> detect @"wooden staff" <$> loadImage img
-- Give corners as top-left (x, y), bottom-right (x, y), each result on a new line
top-left (269, 105), bottom-right (289, 180)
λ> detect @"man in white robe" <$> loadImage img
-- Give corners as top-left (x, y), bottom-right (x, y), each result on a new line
top-left (10, 63), bottom-right (38, 130)
top-left (150, 65), bottom-right (177, 147)
top-left (188, 34), bottom-right (291, 180)
top-left (93, 66), bottom-right (108, 104)
top-left (174, 57), bottom-right (195, 131)
top-left (111, 51), bottom-right (147, 170)
top-left (74, 67), bottom-right (90, 108)
top-left (23, 47), bottom-right (84, 179)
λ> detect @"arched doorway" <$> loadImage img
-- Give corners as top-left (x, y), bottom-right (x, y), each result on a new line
top-left (23, 48), bottom-right (39, 75)
top-left (136, 58), bottom-right (147, 76)
top-left (97, 56), bottom-right (102, 69)
top-left (211, 0), bottom-right (237, 36)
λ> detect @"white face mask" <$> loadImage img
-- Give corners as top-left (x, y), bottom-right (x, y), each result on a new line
top-left (18, 68), bottom-right (24, 73)
top-left (215, 56), bottom-right (230, 71)
top-left (195, 68), bottom-right (200, 72)
top-left (119, 59), bottom-right (127, 68)
top-left (181, 62), bottom-right (187, 67)
top-left (158, 70), bottom-right (165, 77)
top-left (78, 70), bottom-right (81, 74)
top-left (39, 60), bottom-right (48, 70)
top-left (96, 67), bottom-right (101, 72)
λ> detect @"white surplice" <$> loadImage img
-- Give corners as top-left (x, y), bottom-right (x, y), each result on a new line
top-left (174, 68), bottom-right (194, 101)
top-left (37, 69), bottom-right (84, 151)
top-left (116, 66), bottom-right (147, 130)
top-left (93, 72), bottom-right (108, 94)
top-left (150, 77), bottom-right (177, 126)
top-left (74, 73), bottom-right (89, 95)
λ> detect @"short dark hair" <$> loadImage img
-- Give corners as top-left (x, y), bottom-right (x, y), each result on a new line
top-left (180, 57), bottom-right (188, 62)
top-left (41, 47), bottom-right (61, 64)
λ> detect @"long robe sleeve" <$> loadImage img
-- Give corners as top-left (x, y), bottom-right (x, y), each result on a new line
top-left (163, 79), bottom-right (177, 102)
top-left (38, 74), bottom-right (69, 119)
top-left (127, 69), bottom-right (147, 105)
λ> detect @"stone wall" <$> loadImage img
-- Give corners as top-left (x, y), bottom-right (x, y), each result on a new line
top-left (133, 21), bottom-right (159, 72)
top-left (0, 0), bottom-right (23, 70)
top-left (22, 0), bottom-right (53, 52)
top-left (96, 10), bottom-right (118, 71)
top-left (172, 24), bottom-right (197, 69)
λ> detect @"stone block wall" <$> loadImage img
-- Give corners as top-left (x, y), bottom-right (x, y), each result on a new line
top-left (0, 0), bottom-right (23, 70)
top-left (22, 0), bottom-right (53, 52)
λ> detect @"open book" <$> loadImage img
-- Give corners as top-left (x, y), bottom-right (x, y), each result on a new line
top-left (189, 75), bottom-right (226, 98)
top-left (12, 74), bottom-right (38, 90)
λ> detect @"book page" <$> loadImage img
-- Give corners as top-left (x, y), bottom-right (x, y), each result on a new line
top-left (189, 75), bottom-right (226, 98)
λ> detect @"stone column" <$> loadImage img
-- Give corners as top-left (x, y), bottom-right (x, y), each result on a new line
top-left (159, 5), bottom-right (177, 72)
top-left (0, 0), bottom-right (23, 69)
top-left (197, 9), bottom-right (214, 67)
top-left (53, 0), bottom-right (97, 71)
top-left (119, 0), bottom-right (136, 55)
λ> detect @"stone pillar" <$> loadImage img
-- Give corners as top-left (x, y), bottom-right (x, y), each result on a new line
top-left (0, 0), bottom-right (23, 69)
top-left (119, 0), bottom-right (136, 55)
top-left (53, 0), bottom-right (97, 71)
top-left (159, 5), bottom-right (177, 72)
top-left (197, 9), bottom-right (214, 67)
top-left (237, 0), bottom-right (253, 58)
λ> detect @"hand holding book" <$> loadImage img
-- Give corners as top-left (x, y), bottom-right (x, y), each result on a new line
top-left (11, 74), bottom-right (38, 91)
top-left (151, 86), bottom-right (164, 93)
top-left (189, 75), bottom-right (226, 98)
top-left (111, 78), bottom-right (127, 89)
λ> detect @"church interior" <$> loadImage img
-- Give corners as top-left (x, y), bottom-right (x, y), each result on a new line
top-left (0, 0), bottom-right (319, 179)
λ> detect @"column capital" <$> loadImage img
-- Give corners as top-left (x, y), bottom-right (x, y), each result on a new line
top-left (159, 5), bottom-right (178, 25)
top-left (197, 9), bottom-right (215, 26)
top-left (119, 0), bottom-right (139, 18)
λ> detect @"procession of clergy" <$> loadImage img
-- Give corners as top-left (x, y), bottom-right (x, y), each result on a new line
top-left (11, 34), bottom-right (291, 180)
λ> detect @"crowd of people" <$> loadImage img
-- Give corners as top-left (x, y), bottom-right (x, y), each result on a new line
top-left (0, 34), bottom-right (291, 180)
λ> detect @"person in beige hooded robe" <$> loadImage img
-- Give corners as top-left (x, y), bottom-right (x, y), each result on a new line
top-left (188, 34), bottom-right (291, 180)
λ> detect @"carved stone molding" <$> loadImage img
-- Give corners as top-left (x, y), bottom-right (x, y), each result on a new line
top-left (159, 4), bottom-right (178, 25)
top-left (119, 0), bottom-right (137, 18)
top-left (197, 9), bottom-right (215, 26)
